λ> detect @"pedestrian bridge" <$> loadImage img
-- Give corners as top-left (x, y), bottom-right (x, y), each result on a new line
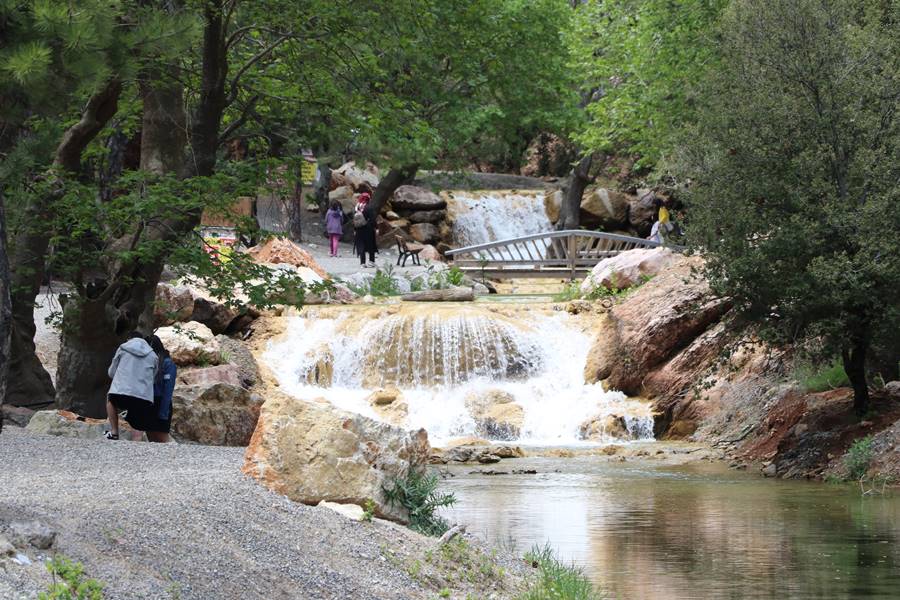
top-left (445, 230), bottom-right (662, 279)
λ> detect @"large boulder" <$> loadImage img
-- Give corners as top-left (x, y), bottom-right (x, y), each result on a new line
top-left (580, 248), bottom-right (679, 294)
top-left (578, 414), bottom-right (629, 441)
top-left (367, 388), bottom-right (408, 426)
top-left (153, 283), bottom-right (194, 327)
top-left (406, 209), bottom-right (447, 224)
top-left (242, 394), bottom-right (430, 523)
top-left (418, 244), bottom-right (443, 262)
top-left (328, 185), bottom-right (356, 213)
top-left (178, 364), bottom-right (243, 388)
top-left (391, 186), bottom-right (447, 211)
top-left (156, 321), bottom-right (221, 367)
top-left (247, 237), bottom-right (330, 280)
top-left (190, 295), bottom-right (239, 335)
top-left (583, 256), bottom-right (731, 397)
top-left (25, 410), bottom-right (144, 440)
top-left (467, 391), bottom-right (523, 441)
top-left (544, 190), bottom-right (563, 224)
top-left (171, 383), bottom-right (264, 446)
top-left (332, 161), bottom-right (379, 191)
top-left (409, 222), bottom-right (440, 245)
top-left (627, 190), bottom-right (658, 236)
top-left (215, 335), bottom-right (260, 387)
top-left (580, 188), bottom-right (630, 230)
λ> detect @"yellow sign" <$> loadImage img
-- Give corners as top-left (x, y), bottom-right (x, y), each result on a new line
top-left (301, 161), bottom-right (317, 185)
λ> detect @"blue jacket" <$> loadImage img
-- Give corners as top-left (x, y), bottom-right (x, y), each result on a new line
top-left (153, 357), bottom-right (177, 421)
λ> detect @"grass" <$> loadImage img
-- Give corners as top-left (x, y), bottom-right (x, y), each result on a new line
top-left (39, 557), bottom-right (104, 600)
top-left (382, 469), bottom-right (456, 536)
top-left (843, 436), bottom-right (874, 481)
top-left (520, 544), bottom-right (603, 600)
top-left (795, 358), bottom-right (850, 392)
top-left (552, 274), bottom-right (653, 303)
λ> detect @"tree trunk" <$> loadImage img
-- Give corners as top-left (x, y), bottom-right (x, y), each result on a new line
top-left (842, 335), bottom-right (870, 417)
top-left (288, 161), bottom-right (303, 242)
top-left (0, 190), bottom-right (11, 432)
top-left (370, 165), bottom-right (418, 217)
top-left (558, 154), bottom-right (592, 230)
top-left (314, 160), bottom-right (332, 214)
top-left (5, 79), bottom-right (122, 408)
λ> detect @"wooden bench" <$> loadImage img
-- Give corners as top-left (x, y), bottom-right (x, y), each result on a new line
top-left (395, 235), bottom-right (423, 266)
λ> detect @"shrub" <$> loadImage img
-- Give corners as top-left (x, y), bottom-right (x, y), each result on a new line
top-left (520, 544), bottom-right (603, 600)
top-left (843, 436), bottom-right (874, 481)
top-left (383, 469), bottom-right (456, 536)
top-left (39, 557), bottom-right (104, 600)
top-left (795, 358), bottom-right (850, 393)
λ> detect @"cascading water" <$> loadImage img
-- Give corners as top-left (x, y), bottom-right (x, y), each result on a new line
top-left (447, 191), bottom-right (552, 247)
top-left (264, 306), bottom-right (655, 446)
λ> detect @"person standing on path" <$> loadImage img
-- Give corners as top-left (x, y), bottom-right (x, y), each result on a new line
top-left (146, 334), bottom-right (177, 443)
top-left (353, 191), bottom-right (377, 267)
top-left (325, 200), bottom-right (344, 257)
top-left (105, 332), bottom-right (158, 440)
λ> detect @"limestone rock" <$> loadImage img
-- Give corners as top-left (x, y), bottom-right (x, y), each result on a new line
top-left (156, 321), bottom-right (221, 367)
top-left (368, 388), bottom-right (401, 406)
top-left (418, 244), bottom-right (443, 262)
top-left (580, 188), bottom-right (630, 229)
top-left (406, 209), bottom-right (447, 224)
top-left (0, 536), bottom-right (14, 557)
top-left (328, 185), bottom-right (356, 213)
top-left (247, 237), bottom-right (330, 280)
top-left (465, 389), bottom-right (515, 416)
top-left (171, 383), bottom-right (264, 446)
top-left (475, 402), bottom-right (524, 441)
top-left (435, 443), bottom-right (524, 464)
top-left (153, 283), bottom-right (195, 327)
top-left (190, 296), bottom-right (239, 335)
top-left (370, 390), bottom-right (409, 426)
top-left (580, 248), bottom-right (679, 295)
top-left (408, 222), bottom-right (440, 245)
top-left (391, 186), bottom-right (447, 211)
top-left (8, 521), bottom-right (56, 550)
top-left (318, 501), bottom-right (365, 521)
top-left (333, 161), bottom-right (379, 191)
top-left (627, 190), bottom-right (658, 236)
top-left (385, 210), bottom-right (401, 220)
top-left (544, 190), bottom-right (563, 224)
top-left (2, 404), bottom-right (35, 428)
top-left (25, 410), bottom-right (144, 440)
top-left (215, 336), bottom-right (260, 387)
top-left (242, 394), bottom-right (430, 523)
top-left (579, 414), bottom-right (629, 441)
top-left (178, 364), bottom-right (243, 388)
top-left (885, 381), bottom-right (900, 397)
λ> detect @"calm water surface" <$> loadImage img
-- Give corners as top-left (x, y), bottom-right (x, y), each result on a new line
top-left (442, 456), bottom-right (900, 599)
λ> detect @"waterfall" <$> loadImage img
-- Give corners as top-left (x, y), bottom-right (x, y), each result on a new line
top-left (447, 191), bottom-right (552, 247)
top-left (263, 306), bottom-right (655, 446)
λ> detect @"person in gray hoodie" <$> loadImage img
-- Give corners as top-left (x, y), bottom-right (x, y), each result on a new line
top-left (105, 332), bottom-right (158, 440)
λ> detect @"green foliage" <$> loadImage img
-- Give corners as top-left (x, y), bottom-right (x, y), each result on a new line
top-left (362, 499), bottom-right (376, 523)
top-left (795, 358), bottom-right (851, 393)
top-left (383, 469), bottom-right (456, 537)
top-left (844, 436), bottom-right (874, 481)
top-left (426, 265), bottom-right (466, 290)
top-left (39, 557), bottom-right (103, 600)
top-left (552, 281), bottom-right (583, 303)
top-left (553, 274), bottom-right (653, 302)
top-left (679, 0), bottom-right (900, 396)
top-left (521, 544), bottom-right (602, 600)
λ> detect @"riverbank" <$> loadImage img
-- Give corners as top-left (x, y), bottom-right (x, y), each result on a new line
top-left (0, 428), bottom-right (531, 600)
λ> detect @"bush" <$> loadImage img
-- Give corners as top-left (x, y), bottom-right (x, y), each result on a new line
top-left (383, 469), bottom-right (456, 536)
top-left (520, 544), bottom-right (603, 600)
top-left (795, 358), bottom-right (850, 392)
top-left (843, 436), bottom-right (874, 481)
top-left (39, 557), bottom-right (104, 600)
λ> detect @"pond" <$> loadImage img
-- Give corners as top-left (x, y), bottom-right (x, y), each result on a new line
top-left (442, 455), bottom-right (900, 599)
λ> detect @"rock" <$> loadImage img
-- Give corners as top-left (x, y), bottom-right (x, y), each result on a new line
top-left (761, 463), bottom-right (778, 477)
top-left (0, 536), bottom-right (14, 557)
top-left (583, 256), bottom-right (731, 397)
top-left (317, 501), bottom-right (365, 521)
top-left (580, 188), bottom-right (630, 229)
top-left (2, 404), bottom-right (35, 428)
top-left (190, 296), bottom-right (239, 335)
top-left (156, 321), bottom-right (221, 367)
top-left (885, 381), bottom-right (900, 397)
top-left (306, 203), bottom-right (319, 213)
top-left (580, 248), bottom-right (679, 295)
top-left (153, 283), bottom-right (195, 327)
top-left (171, 383), bottom-right (264, 446)
top-left (439, 444), bottom-right (522, 463)
top-left (242, 394), bottom-right (430, 523)
top-left (333, 161), bottom-right (379, 191)
top-left (475, 403), bottom-right (524, 441)
top-left (8, 521), bottom-right (56, 550)
top-left (477, 454), bottom-right (501, 464)
top-left (520, 133), bottom-right (578, 178)
top-left (418, 244), bottom-right (443, 262)
top-left (385, 210), bottom-right (401, 220)
top-left (473, 282), bottom-right (490, 296)
top-left (408, 222), bottom-right (440, 245)
top-left (391, 186), bottom-right (447, 211)
top-left (442, 436), bottom-right (492, 448)
top-left (627, 190), bottom-right (658, 236)
top-left (544, 190), bottom-right (563, 223)
top-left (25, 410), bottom-right (144, 441)
top-left (373, 399), bottom-right (408, 427)
top-left (465, 389), bottom-right (515, 416)
top-left (406, 209), bottom-right (447, 224)
top-left (215, 336), bottom-right (259, 387)
top-left (362, 294), bottom-right (375, 304)
top-left (368, 388), bottom-right (401, 406)
top-left (328, 185), bottom-right (356, 213)
top-left (491, 445), bottom-right (525, 459)
top-left (400, 286), bottom-right (474, 302)
top-left (247, 237), bottom-right (330, 280)
top-left (178, 364), bottom-right (244, 388)
top-left (579, 414), bottom-right (629, 441)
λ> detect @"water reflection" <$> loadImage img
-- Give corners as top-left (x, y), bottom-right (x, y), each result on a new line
top-left (443, 458), bottom-right (900, 599)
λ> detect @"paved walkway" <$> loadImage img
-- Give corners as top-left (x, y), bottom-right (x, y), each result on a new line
top-left (303, 239), bottom-right (439, 279)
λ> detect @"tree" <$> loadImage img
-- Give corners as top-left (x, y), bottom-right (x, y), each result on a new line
top-left (681, 0), bottom-right (900, 415)
top-left (0, 190), bottom-right (10, 432)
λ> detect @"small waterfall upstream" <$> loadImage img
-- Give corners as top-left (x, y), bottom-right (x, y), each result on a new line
top-left (264, 306), bottom-right (655, 446)
top-left (447, 191), bottom-right (552, 247)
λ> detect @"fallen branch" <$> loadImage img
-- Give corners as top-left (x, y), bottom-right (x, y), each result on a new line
top-left (438, 524), bottom-right (466, 546)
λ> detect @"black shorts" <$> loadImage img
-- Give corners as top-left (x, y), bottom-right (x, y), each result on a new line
top-left (108, 393), bottom-right (171, 433)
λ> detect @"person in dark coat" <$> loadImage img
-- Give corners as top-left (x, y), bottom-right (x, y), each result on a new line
top-left (353, 191), bottom-right (377, 267)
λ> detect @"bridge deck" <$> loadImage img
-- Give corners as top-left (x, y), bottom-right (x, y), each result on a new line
top-left (445, 230), bottom-right (663, 279)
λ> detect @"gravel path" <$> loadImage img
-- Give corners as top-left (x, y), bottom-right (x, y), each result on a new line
top-left (0, 429), bottom-right (521, 599)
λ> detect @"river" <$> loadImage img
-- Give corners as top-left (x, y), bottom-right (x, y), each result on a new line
top-left (442, 454), bottom-right (900, 599)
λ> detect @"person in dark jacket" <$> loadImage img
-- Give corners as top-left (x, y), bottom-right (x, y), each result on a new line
top-left (146, 335), bottom-right (177, 443)
top-left (105, 332), bottom-right (158, 440)
top-left (353, 191), bottom-right (377, 267)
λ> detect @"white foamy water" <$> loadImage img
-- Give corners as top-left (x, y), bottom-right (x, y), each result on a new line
top-left (448, 191), bottom-right (552, 248)
top-left (263, 308), bottom-right (655, 446)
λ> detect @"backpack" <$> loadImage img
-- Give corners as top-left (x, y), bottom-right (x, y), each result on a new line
top-left (352, 210), bottom-right (368, 228)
